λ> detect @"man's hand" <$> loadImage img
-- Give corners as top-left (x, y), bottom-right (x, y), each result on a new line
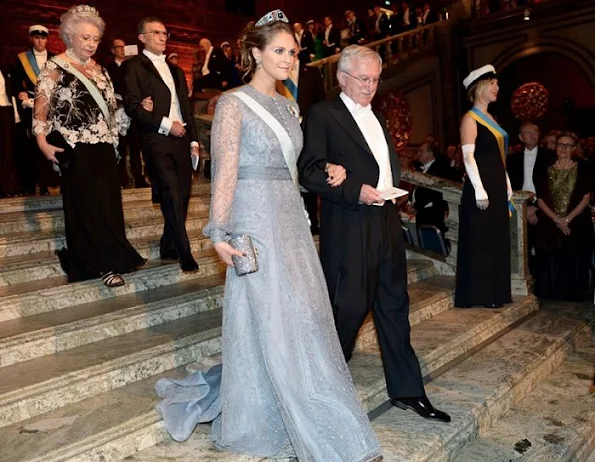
top-left (170, 121), bottom-right (186, 137)
top-left (359, 184), bottom-right (384, 206)
top-left (18, 92), bottom-right (28, 101)
top-left (527, 205), bottom-right (538, 225)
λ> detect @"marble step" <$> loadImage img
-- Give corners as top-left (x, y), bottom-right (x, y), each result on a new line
top-left (0, 211), bottom-right (210, 258)
top-left (0, 249), bottom-right (227, 323)
top-left (0, 270), bottom-right (444, 430)
top-left (0, 196), bottom-right (210, 235)
top-left (0, 262), bottom-right (439, 369)
top-left (0, 230), bottom-right (213, 287)
top-left (0, 296), bottom-right (541, 461)
top-left (371, 303), bottom-right (595, 462)
top-left (455, 331), bottom-right (595, 462)
top-left (354, 275), bottom-right (454, 352)
top-left (0, 183), bottom-right (211, 214)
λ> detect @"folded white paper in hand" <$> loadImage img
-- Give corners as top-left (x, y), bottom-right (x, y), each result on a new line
top-left (191, 153), bottom-right (200, 171)
top-left (378, 187), bottom-right (409, 201)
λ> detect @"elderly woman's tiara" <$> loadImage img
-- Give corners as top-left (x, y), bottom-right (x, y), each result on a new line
top-left (255, 9), bottom-right (289, 27)
top-left (71, 4), bottom-right (100, 17)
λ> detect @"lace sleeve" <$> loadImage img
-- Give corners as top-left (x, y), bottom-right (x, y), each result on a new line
top-left (203, 93), bottom-right (242, 243)
top-left (32, 62), bottom-right (61, 137)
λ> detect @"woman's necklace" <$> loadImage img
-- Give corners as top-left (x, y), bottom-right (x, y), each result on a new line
top-left (555, 158), bottom-right (573, 169)
top-left (66, 48), bottom-right (91, 68)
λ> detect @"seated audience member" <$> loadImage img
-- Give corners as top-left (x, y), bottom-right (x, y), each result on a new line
top-left (534, 132), bottom-right (593, 302)
top-left (410, 142), bottom-right (452, 237)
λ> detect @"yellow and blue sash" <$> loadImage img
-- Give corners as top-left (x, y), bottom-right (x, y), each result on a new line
top-left (275, 61), bottom-right (299, 104)
top-left (467, 108), bottom-right (515, 216)
top-left (18, 50), bottom-right (41, 86)
top-left (467, 107), bottom-right (509, 165)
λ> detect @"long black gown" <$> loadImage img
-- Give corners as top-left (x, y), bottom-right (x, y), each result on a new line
top-left (455, 118), bottom-right (512, 307)
top-left (33, 59), bottom-right (145, 282)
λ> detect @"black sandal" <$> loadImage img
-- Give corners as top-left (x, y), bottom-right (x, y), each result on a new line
top-left (101, 271), bottom-right (125, 288)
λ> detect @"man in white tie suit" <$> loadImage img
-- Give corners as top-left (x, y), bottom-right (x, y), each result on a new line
top-left (124, 16), bottom-right (200, 272)
top-left (299, 45), bottom-right (450, 424)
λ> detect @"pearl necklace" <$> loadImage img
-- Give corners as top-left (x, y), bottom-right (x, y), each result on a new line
top-left (66, 48), bottom-right (91, 67)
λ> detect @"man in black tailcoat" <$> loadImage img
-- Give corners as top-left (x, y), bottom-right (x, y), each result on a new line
top-left (298, 45), bottom-right (450, 423)
top-left (124, 17), bottom-right (199, 272)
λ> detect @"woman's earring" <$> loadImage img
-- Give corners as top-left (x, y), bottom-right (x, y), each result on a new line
top-left (255, 58), bottom-right (262, 69)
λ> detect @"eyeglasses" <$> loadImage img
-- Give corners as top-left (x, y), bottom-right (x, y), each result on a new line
top-left (556, 143), bottom-right (576, 149)
top-left (141, 31), bottom-right (170, 39)
top-left (341, 70), bottom-right (382, 86)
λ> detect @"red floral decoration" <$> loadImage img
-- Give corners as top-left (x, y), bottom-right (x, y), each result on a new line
top-left (511, 82), bottom-right (549, 121)
top-left (376, 91), bottom-right (413, 150)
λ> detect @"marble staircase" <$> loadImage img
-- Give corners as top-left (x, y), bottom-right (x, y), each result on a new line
top-left (0, 188), bottom-right (593, 462)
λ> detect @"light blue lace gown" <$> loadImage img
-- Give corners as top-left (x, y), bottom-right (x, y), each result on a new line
top-left (155, 85), bottom-right (381, 461)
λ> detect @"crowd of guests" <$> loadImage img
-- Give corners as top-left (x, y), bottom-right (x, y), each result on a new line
top-left (406, 121), bottom-right (595, 303)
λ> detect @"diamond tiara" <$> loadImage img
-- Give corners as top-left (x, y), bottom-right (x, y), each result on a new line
top-left (255, 9), bottom-right (288, 27)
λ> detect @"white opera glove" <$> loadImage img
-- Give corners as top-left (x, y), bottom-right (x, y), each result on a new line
top-left (462, 144), bottom-right (489, 210)
top-left (505, 171), bottom-right (513, 202)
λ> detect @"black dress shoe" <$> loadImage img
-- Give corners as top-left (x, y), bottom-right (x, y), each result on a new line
top-left (483, 304), bottom-right (503, 308)
top-left (391, 396), bottom-right (451, 423)
top-left (160, 250), bottom-right (178, 261)
top-left (180, 256), bottom-right (199, 273)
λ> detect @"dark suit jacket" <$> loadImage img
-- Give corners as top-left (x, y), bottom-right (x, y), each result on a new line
top-left (201, 48), bottom-right (232, 90)
top-left (421, 8), bottom-right (439, 25)
top-left (105, 60), bottom-right (126, 99)
top-left (296, 30), bottom-right (315, 65)
top-left (123, 52), bottom-right (197, 143)
top-left (12, 49), bottom-right (54, 121)
top-left (348, 18), bottom-right (366, 44)
top-left (413, 156), bottom-right (452, 234)
top-left (323, 25), bottom-right (342, 56)
top-left (298, 96), bottom-right (402, 280)
top-left (375, 13), bottom-right (391, 38)
top-left (507, 147), bottom-right (555, 194)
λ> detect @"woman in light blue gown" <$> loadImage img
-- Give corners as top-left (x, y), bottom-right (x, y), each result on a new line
top-left (155, 11), bottom-right (382, 461)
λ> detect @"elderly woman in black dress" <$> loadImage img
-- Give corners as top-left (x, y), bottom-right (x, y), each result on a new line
top-left (534, 132), bottom-right (593, 301)
top-left (34, 5), bottom-right (148, 287)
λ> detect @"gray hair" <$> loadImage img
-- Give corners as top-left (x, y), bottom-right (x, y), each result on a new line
top-left (59, 5), bottom-right (105, 48)
top-left (337, 45), bottom-right (382, 74)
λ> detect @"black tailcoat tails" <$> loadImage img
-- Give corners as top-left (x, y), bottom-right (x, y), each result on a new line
top-left (124, 52), bottom-right (198, 261)
top-left (298, 96), bottom-right (425, 399)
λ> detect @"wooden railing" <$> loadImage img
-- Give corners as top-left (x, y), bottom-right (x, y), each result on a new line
top-left (401, 170), bottom-right (534, 295)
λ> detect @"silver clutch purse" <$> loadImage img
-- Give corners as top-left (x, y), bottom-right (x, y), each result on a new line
top-left (228, 234), bottom-right (258, 276)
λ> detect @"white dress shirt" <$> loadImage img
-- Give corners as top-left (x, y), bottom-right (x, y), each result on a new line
top-left (522, 146), bottom-right (538, 194)
top-left (0, 71), bottom-right (11, 107)
top-left (33, 49), bottom-right (48, 69)
top-left (412, 159), bottom-right (435, 205)
top-left (340, 92), bottom-right (393, 194)
top-left (143, 49), bottom-right (186, 137)
top-left (202, 46), bottom-right (213, 76)
top-left (325, 25), bottom-right (334, 46)
top-left (403, 8), bottom-right (411, 26)
top-left (295, 30), bottom-right (303, 47)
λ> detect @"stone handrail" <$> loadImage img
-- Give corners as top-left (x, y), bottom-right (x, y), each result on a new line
top-left (306, 22), bottom-right (446, 95)
top-left (401, 169), bottom-right (534, 295)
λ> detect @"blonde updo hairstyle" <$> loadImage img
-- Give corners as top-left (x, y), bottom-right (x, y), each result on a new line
top-left (240, 20), bottom-right (295, 82)
top-left (59, 5), bottom-right (106, 48)
top-left (467, 78), bottom-right (496, 103)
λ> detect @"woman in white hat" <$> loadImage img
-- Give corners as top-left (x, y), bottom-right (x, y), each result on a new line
top-left (454, 64), bottom-right (512, 308)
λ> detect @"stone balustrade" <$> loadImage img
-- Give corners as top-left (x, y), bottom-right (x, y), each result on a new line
top-left (401, 169), bottom-right (534, 295)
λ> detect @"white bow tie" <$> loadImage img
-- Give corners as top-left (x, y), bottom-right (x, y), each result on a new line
top-left (150, 54), bottom-right (166, 63)
top-left (353, 105), bottom-right (372, 117)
